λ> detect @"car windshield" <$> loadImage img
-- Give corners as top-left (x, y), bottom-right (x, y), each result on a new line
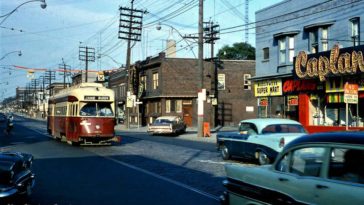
top-left (155, 119), bottom-right (172, 124)
top-left (80, 102), bottom-right (114, 117)
top-left (262, 124), bottom-right (306, 134)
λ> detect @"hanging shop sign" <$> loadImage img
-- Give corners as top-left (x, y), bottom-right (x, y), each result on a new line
top-left (287, 95), bottom-right (299, 106)
top-left (294, 44), bottom-right (364, 82)
top-left (254, 79), bottom-right (282, 97)
top-left (258, 97), bottom-right (269, 106)
top-left (283, 79), bottom-right (318, 93)
top-left (344, 82), bottom-right (358, 104)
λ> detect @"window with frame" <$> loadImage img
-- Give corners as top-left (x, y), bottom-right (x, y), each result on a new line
top-left (351, 18), bottom-right (360, 46)
top-left (176, 100), bottom-right (182, 113)
top-left (288, 37), bottom-right (295, 62)
top-left (278, 38), bottom-right (286, 64)
top-left (153, 73), bottom-right (159, 89)
top-left (309, 27), bottom-right (329, 53)
top-left (309, 29), bottom-right (319, 53)
top-left (263, 47), bottom-right (269, 60)
top-left (243, 74), bottom-right (251, 90)
top-left (140, 76), bottom-right (147, 91)
top-left (328, 148), bottom-right (364, 184)
top-left (166, 100), bottom-right (171, 113)
top-left (289, 147), bottom-right (326, 177)
top-left (322, 28), bottom-right (328, 51)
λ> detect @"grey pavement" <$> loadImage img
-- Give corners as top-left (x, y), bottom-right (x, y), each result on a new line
top-left (115, 124), bottom-right (237, 144)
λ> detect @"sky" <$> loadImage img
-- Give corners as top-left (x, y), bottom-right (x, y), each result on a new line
top-left (0, 0), bottom-right (282, 100)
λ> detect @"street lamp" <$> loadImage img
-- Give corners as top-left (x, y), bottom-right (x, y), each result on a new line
top-left (0, 51), bottom-right (22, 61)
top-left (0, 0), bottom-right (47, 25)
top-left (156, 22), bottom-right (196, 58)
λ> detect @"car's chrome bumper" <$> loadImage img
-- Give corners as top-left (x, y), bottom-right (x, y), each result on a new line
top-left (0, 174), bottom-right (35, 198)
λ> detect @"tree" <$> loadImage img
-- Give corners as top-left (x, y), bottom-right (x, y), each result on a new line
top-left (217, 42), bottom-right (255, 60)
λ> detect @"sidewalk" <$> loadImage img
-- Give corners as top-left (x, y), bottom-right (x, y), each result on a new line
top-left (114, 124), bottom-right (237, 144)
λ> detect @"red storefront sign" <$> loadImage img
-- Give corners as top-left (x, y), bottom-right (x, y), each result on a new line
top-left (283, 79), bottom-right (317, 93)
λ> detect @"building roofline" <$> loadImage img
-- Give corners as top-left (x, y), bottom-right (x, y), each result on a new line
top-left (250, 73), bottom-right (293, 81)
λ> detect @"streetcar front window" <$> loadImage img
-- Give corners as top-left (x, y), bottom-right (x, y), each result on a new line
top-left (80, 102), bottom-right (97, 116)
top-left (98, 102), bottom-right (114, 116)
top-left (80, 102), bottom-right (113, 117)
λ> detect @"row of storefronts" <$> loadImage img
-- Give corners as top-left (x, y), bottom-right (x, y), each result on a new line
top-left (254, 44), bottom-right (364, 133)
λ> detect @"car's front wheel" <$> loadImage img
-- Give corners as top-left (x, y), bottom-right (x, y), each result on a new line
top-left (220, 145), bottom-right (231, 160)
top-left (258, 151), bottom-right (270, 165)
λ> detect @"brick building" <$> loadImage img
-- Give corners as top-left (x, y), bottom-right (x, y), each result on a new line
top-left (115, 52), bottom-right (257, 127)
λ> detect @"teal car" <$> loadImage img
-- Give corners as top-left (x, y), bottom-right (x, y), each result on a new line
top-left (220, 132), bottom-right (364, 205)
top-left (217, 118), bottom-right (306, 164)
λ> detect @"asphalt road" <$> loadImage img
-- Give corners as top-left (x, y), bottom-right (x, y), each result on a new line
top-left (0, 116), bottom-right (224, 205)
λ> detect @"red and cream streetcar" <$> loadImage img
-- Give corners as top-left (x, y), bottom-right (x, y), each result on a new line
top-left (47, 83), bottom-right (118, 145)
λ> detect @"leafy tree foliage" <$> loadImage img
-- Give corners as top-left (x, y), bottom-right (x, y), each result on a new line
top-left (217, 42), bottom-right (255, 60)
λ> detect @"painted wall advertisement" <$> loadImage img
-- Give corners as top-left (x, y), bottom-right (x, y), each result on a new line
top-left (254, 79), bottom-right (283, 97)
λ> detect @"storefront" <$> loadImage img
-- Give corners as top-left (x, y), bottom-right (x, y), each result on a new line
top-left (254, 78), bottom-right (285, 118)
top-left (293, 44), bottom-right (364, 133)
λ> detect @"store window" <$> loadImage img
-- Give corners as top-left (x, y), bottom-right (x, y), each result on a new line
top-left (351, 17), bottom-right (360, 46)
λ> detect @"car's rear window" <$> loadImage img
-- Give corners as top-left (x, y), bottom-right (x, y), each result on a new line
top-left (155, 119), bottom-right (172, 124)
top-left (262, 124), bottom-right (306, 134)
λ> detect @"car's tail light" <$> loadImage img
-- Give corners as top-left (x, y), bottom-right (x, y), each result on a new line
top-left (279, 138), bottom-right (285, 148)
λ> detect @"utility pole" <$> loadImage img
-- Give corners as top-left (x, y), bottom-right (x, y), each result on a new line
top-left (119, 1), bottom-right (144, 129)
top-left (197, 0), bottom-right (204, 137)
top-left (59, 58), bottom-right (71, 89)
top-left (79, 46), bottom-right (95, 83)
top-left (204, 21), bottom-right (220, 128)
top-left (44, 70), bottom-right (56, 96)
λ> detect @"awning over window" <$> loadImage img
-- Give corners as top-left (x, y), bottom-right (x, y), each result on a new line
top-left (304, 20), bottom-right (335, 30)
top-left (273, 30), bottom-right (300, 38)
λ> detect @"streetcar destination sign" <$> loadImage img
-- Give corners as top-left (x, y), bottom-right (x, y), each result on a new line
top-left (84, 96), bottom-right (110, 100)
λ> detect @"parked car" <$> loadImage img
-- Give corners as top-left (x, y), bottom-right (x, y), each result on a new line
top-left (216, 118), bottom-right (306, 164)
top-left (147, 116), bottom-right (186, 135)
top-left (0, 152), bottom-right (35, 198)
top-left (220, 132), bottom-right (364, 205)
top-left (0, 113), bottom-right (6, 123)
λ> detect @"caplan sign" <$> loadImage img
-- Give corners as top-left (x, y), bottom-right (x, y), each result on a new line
top-left (294, 44), bottom-right (364, 82)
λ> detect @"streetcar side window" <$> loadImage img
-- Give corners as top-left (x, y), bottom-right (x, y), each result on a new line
top-left (98, 103), bottom-right (114, 116)
top-left (80, 102), bottom-right (97, 116)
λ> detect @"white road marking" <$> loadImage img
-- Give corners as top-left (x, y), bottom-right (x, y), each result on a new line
top-left (197, 159), bottom-right (228, 165)
top-left (89, 150), bottom-right (220, 201)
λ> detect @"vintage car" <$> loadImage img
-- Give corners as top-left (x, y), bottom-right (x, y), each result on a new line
top-left (220, 132), bottom-right (364, 205)
top-left (147, 116), bottom-right (186, 135)
top-left (0, 151), bottom-right (35, 198)
top-left (216, 118), bottom-right (306, 164)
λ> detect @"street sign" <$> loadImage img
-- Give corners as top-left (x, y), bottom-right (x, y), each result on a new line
top-left (126, 95), bottom-right (136, 108)
top-left (344, 82), bottom-right (358, 104)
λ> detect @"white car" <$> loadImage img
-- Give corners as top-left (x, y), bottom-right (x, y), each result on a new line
top-left (220, 132), bottom-right (364, 205)
top-left (147, 116), bottom-right (186, 135)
